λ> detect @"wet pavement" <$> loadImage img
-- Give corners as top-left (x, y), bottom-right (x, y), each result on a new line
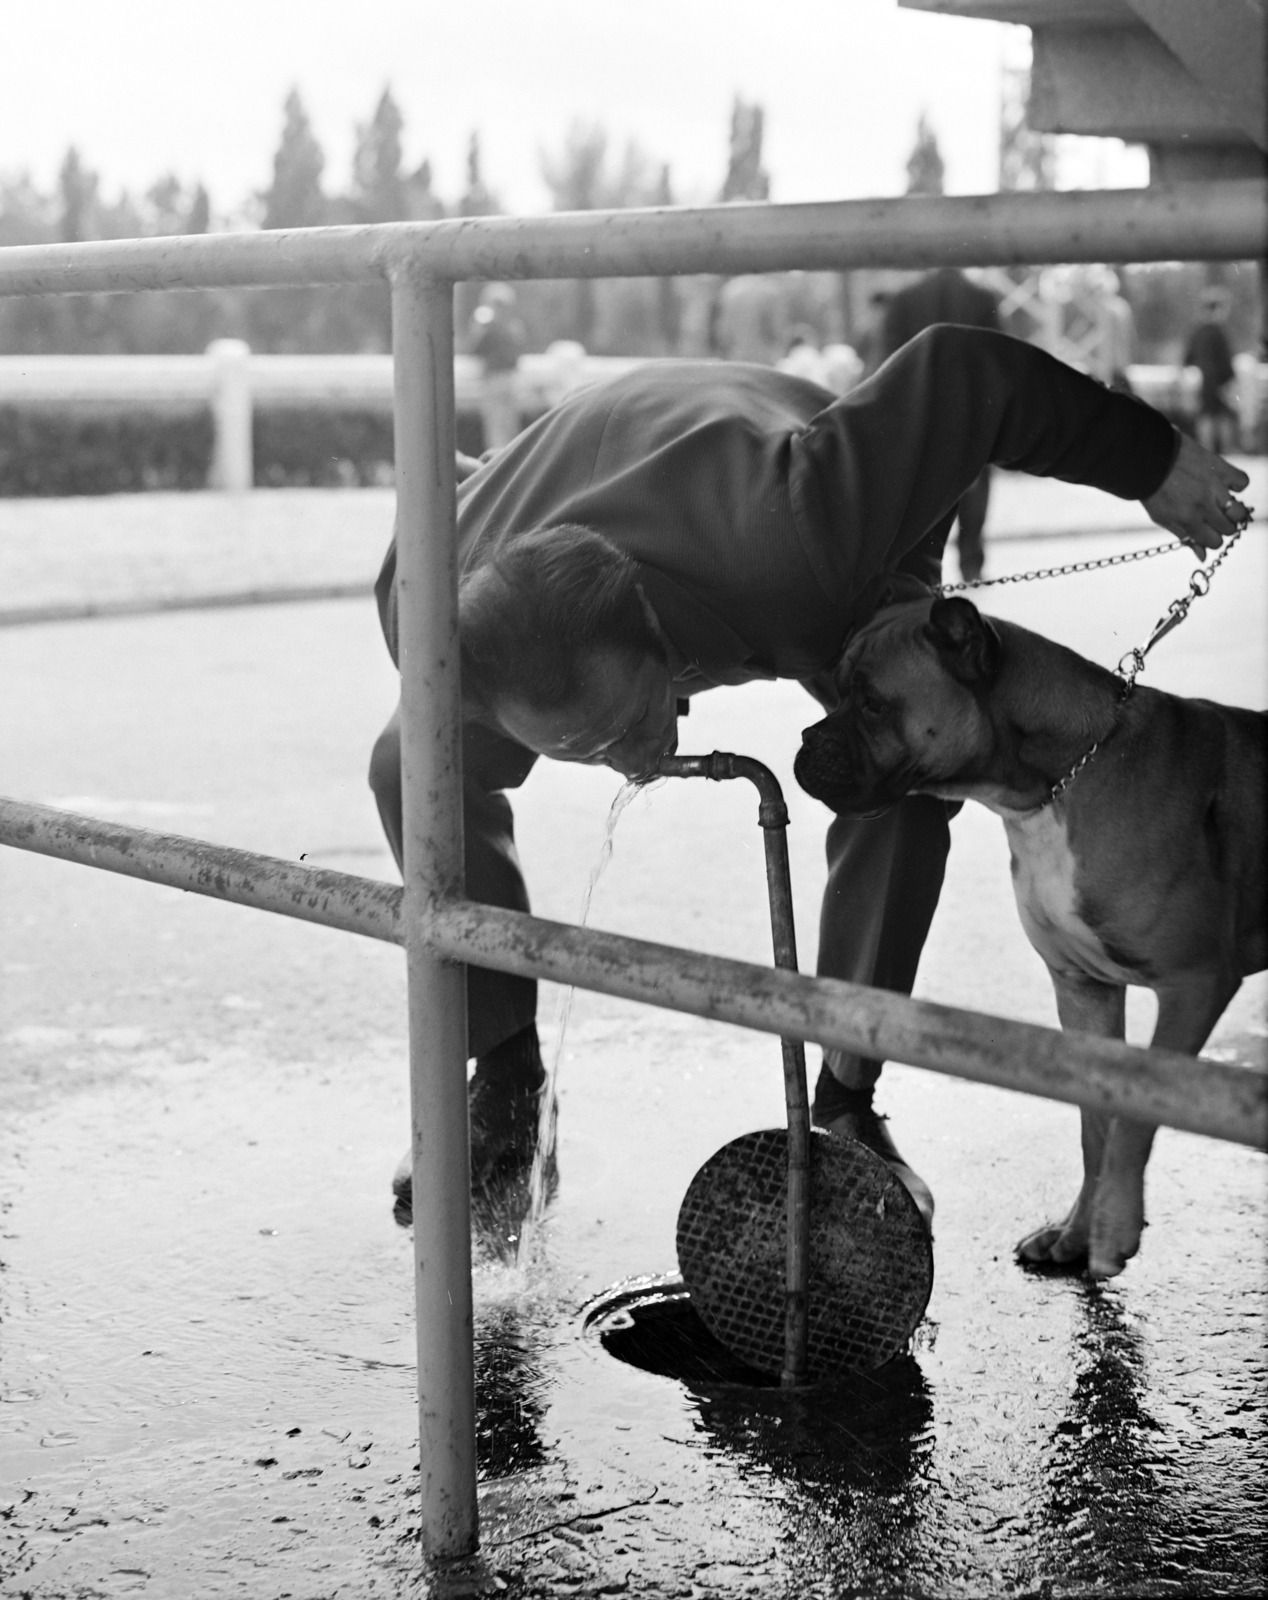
top-left (1, 489), bottom-right (1265, 1597)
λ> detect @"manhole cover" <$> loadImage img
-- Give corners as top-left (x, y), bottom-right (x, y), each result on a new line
top-left (676, 1128), bottom-right (932, 1381)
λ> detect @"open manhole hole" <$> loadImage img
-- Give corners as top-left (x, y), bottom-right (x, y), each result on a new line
top-left (582, 1274), bottom-right (778, 1388)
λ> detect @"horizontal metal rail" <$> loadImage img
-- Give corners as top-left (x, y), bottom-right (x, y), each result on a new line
top-left (2, 794), bottom-right (1263, 1150)
top-left (0, 183), bottom-right (1263, 300)
top-left (0, 796), bottom-right (403, 942)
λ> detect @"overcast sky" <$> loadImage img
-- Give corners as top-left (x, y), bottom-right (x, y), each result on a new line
top-left (1, 0), bottom-right (1145, 220)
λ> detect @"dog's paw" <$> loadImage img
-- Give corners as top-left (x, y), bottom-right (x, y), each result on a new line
top-left (1015, 1220), bottom-right (1088, 1266)
top-left (1086, 1218), bottom-right (1144, 1280)
top-left (1084, 1176), bottom-right (1147, 1279)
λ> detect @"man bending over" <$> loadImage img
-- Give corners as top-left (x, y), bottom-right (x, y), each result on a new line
top-left (370, 324), bottom-right (1248, 1228)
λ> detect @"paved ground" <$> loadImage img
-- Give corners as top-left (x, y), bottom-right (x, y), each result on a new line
top-left (3, 460), bottom-right (1263, 621)
top-left (0, 478), bottom-right (1265, 1597)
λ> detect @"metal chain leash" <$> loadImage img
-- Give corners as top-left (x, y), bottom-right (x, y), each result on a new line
top-left (934, 538), bottom-right (1181, 597)
top-left (1040, 518), bottom-right (1250, 805)
top-left (1113, 520), bottom-right (1247, 692)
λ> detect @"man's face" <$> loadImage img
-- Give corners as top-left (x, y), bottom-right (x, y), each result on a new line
top-left (493, 648), bottom-right (678, 779)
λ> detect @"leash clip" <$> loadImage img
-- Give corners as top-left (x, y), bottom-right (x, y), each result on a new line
top-left (1143, 599), bottom-right (1189, 652)
top-left (1116, 646), bottom-right (1146, 691)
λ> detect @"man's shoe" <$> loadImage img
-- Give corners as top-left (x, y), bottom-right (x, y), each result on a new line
top-left (816, 1104), bottom-right (935, 1233)
top-left (392, 1024), bottom-right (546, 1227)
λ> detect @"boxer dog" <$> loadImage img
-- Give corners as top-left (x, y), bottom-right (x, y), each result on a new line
top-left (794, 589), bottom-right (1266, 1279)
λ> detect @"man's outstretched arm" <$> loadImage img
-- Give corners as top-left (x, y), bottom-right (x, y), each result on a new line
top-left (805, 325), bottom-right (1249, 581)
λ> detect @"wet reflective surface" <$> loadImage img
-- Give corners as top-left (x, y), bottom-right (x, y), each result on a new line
top-left (2, 512), bottom-right (1265, 1595)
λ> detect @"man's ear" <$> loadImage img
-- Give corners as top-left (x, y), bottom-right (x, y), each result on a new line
top-left (923, 596), bottom-right (1001, 685)
top-left (634, 582), bottom-right (666, 644)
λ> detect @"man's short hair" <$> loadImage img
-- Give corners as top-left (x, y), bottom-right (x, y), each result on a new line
top-left (460, 524), bottom-right (664, 714)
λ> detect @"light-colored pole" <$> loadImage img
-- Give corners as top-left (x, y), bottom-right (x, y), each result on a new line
top-left (206, 338), bottom-right (253, 491)
top-left (389, 264), bottom-right (478, 1557)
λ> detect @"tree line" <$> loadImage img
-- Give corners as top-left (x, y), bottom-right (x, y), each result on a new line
top-left (0, 86), bottom-right (790, 358)
top-left (1, 84), bottom-right (1253, 368)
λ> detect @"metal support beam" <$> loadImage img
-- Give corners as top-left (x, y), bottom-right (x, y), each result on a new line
top-left (1123, 0), bottom-right (1268, 151)
top-left (425, 902), bottom-right (1268, 1152)
top-left (389, 269), bottom-right (478, 1558)
top-left (2, 795), bottom-right (1264, 1153)
top-left (0, 794), bottom-right (404, 941)
top-left (0, 183), bottom-right (1265, 301)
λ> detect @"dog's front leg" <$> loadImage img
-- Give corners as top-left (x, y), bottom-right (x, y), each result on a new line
top-left (1086, 1119), bottom-right (1156, 1279)
top-left (1086, 972), bottom-right (1239, 1279)
top-left (1016, 971), bottom-right (1124, 1268)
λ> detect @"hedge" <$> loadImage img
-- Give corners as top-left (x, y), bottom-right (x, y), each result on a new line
top-left (0, 405), bottom-right (487, 496)
top-left (0, 406), bottom-right (214, 496)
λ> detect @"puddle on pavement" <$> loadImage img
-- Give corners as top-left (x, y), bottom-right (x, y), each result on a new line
top-left (2, 812), bottom-right (1265, 1596)
top-left (4, 532), bottom-right (1267, 1595)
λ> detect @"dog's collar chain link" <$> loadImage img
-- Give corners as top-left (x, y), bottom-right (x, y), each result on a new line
top-left (1038, 520), bottom-right (1248, 808)
top-left (1046, 736), bottom-right (1107, 805)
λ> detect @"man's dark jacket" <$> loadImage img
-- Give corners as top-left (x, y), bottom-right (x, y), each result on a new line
top-left (376, 326), bottom-right (1178, 690)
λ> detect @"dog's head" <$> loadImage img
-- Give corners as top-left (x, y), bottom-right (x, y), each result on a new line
top-left (794, 595), bottom-right (1002, 816)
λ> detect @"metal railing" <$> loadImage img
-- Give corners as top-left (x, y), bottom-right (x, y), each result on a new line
top-left (2, 180), bottom-right (1266, 1568)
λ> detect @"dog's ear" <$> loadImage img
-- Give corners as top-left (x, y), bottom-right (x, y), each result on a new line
top-left (872, 573), bottom-right (933, 611)
top-left (923, 596), bottom-right (1001, 685)
top-left (848, 571), bottom-right (934, 633)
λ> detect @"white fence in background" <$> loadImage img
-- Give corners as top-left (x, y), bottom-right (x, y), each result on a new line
top-left (2, 342), bottom-right (1264, 492)
top-left (0, 340), bottom-right (642, 490)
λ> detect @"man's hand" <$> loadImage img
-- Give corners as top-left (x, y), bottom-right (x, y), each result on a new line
top-left (1142, 432), bottom-right (1252, 554)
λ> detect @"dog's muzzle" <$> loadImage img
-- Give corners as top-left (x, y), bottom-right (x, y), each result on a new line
top-left (795, 719), bottom-right (899, 819)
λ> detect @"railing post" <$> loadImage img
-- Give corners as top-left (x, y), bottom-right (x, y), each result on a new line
top-left (206, 338), bottom-right (253, 491)
top-left (389, 264), bottom-right (478, 1558)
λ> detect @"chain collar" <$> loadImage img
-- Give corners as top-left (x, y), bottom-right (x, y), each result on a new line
top-left (1041, 679), bottom-right (1132, 809)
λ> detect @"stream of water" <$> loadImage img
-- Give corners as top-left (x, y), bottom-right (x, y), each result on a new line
top-left (516, 776), bottom-right (664, 1264)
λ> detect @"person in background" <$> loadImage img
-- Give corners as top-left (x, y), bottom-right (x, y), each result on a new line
top-left (778, 326), bottom-right (865, 399)
top-left (1090, 268), bottom-right (1136, 394)
top-left (777, 324), bottom-right (829, 386)
top-left (1185, 287), bottom-right (1239, 456)
top-left (881, 267), bottom-right (1002, 582)
top-left (855, 289), bottom-right (893, 378)
top-left (471, 284), bottom-right (527, 451)
top-left (715, 274), bottom-right (788, 365)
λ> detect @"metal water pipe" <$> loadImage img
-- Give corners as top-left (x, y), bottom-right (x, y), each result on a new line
top-left (658, 752), bottom-right (811, 1388)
